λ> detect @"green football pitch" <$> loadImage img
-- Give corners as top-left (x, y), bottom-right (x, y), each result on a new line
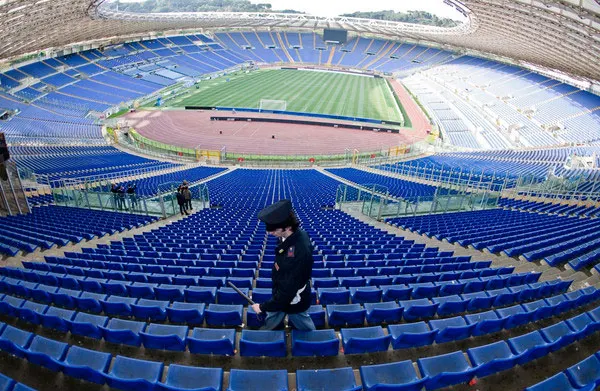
top-left (169, 69), bottom-right (405, 124)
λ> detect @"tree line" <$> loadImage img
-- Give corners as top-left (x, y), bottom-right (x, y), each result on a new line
top-left (106, 1), bottom-right (460, 27)
top-left (341, 10), bottom-right (459, 27)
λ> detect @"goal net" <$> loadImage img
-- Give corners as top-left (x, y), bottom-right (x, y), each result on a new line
top-left (259, 99), bottom-right (287, 112)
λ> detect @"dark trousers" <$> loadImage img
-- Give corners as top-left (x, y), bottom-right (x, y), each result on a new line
top-left (179, 204), bottom-right (187, 215)
top-left (185, 199), bottom-right (192, 210)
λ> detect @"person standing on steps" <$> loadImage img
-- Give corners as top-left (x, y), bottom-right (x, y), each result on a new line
top-left (181, 181), bottom-right (192, 211)
top-left (251, 199), bottom-right (316, 331)
top-left (176, 188), bottom-right (188, 216)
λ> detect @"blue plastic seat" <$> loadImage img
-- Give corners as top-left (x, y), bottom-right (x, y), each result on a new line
top-left (437, 280), bottom-right (466, 296)
top-left (218, 287), bottom-right (250, 305)
top-left (154, 284), bottom-right (184, 301)
top-left (340, 326), bottom-right (391, 354)
top-left (540, 321), bottom-right (576, 352)
top-left (0, 373), bottom-right (14, 391)
top-left (140, 323), bottom-right (188, 351)
top-left (367, 276), bottom-right (393, 287)
top-left (204, 304), bottom-right (243, 326)
top-left (417, 351), bottom-right (475, 390)
top-left (0, 325), bottom-right (33, 357)
top-left (185, 287), bottom-right (217, 303)
top-left (565, 353), bottom-right (600, 390)
top-left (400, 298), bottom-right (438, 321)
top-left (464, 310), bottom-right (505, 336)
top-left (467, 341), bottom-right (517, 378)
top-left (62, 345), bottom-right (111, 385)
top-left (461, 291), bottom-right (494, 311)
top-left (313, 277), bottom-right (339, 288)
top-left (360, 360), bottom-right (426, 391)
top-left (18, 300), bottom-right (47, 324)
top-left (157, 364), bottom-right (223, 391)
top-left (488, 287), bottom-right (517, 307)
top-left (381, 285), bottom-right (412, 301)
top-left (327, 304), bottom-right (366, 326)
top-left (25, 335), bottom-right (68, 372)
top-left (99, 318), bottom-right (146, 346)
top-left (462, 278), bottom-right (486, 293)
top-left (291, 329), bottom-right (338, 357)
top-left (388, 322), bottom-right (437, 349)
top-left (409, 282), bottom-right (440, 299)
top-left (318, 287), bottom-right (349, 305)
top-left (545, 293), bottom-right (572, 314)
top-left (199, 277), bottom-right (226, 288)
top-left (104, 355), bottom-right (164, 391)
top-left (188, 328), bottom-right (236, 355)
top-left (127, 283), bottom-right (157, 299)
top-left (67, 312), bottom-right (108, 339)
top-left (307, 305), bottom-right (326, 328)
top-left (30, 283), bottom-right (58, 303)
top-left (0, 295), bottom-right (24, 316)
top-left (100, 295), bottom-right (137, 316)
top-left (131, 299), bottom-right (168, 321)
top-left (349, 287), bottom-right (382, 303)
top-left (39, 306), bottom-right (75, 332)
top-left (101, 280), bottom-right (128, 296)
top-left (50, 288), bottom-right (81, 309)
top-left (522, 299), bottom-right (553, 321)
top-left (507, 330), bottom-right (551, 365)
top-left (566, 313), bottom-right (596, 339)
top-left (364, 302), bottom-right (403, 324)
top-left (429, 316), bottom-right (474, 343)
top-left (296, 367), bottom-right (361, 391)
top-left (227, 369), bottom-right (288, 391)
top-left (250, 288), bottom-right (271, 303)
top-left (432, 295), bottom-right (468, 316)
top-left (495, 304), bottom-right (531, 329)
top-left (524, 372), bottom-right (579, 391)
top-left (239, 330), bottom-right (286, 357)
top-left (166, 302), bottom-right (205, 324)
top-left (13, 383), bottom-right (36, 391)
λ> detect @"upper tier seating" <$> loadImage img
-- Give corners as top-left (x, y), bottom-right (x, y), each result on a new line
top-left (409, 56), bottom-right (600, 149)
top-left (10, 146), bottom-right (178, 183)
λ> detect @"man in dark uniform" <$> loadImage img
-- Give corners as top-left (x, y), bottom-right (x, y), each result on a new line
top-left (251, 199), bottom-right (315, 331)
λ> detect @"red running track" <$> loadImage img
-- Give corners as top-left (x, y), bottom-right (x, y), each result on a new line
top-left (127, 86), bottom-right (430, 155)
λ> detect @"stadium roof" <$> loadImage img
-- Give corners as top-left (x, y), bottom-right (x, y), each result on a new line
top-left (0, 0), bottom-right (599, 81)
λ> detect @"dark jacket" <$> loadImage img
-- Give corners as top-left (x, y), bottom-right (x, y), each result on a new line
top-left (259, 229), bottom-right (314, 314)
top-left (175, 192), bottom-right (185, 206)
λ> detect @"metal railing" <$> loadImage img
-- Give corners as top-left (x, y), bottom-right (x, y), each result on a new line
top-left (50, 181), bottom-right (210, 219)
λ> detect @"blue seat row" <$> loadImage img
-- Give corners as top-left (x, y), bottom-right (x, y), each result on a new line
top-left (1, 298), bottom-right (599, 391)
top-left (0, 374), bottom-right (36, 391)
top-left (526, 350), bottom-right (600, 390)
top-left (0, 280), bottom-right (586, 350)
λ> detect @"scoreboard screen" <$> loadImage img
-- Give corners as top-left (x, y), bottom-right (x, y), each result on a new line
top-left (323, 29), bottom-right (348, 44)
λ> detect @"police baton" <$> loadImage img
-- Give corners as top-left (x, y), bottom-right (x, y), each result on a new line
top-left (227, 281), bottom-right (265, 322)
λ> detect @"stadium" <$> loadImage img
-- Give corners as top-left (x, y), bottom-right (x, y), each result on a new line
top-left (0, 0), bottom-right (599, 389)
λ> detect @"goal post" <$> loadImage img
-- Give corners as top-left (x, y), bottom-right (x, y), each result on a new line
top-left (259, 99), bottom-right (287, 112)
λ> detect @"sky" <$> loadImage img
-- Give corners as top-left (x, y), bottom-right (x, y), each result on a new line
top-left (268, 0), bottom-right (466, 20)
top-left (114, 0), bottom-right (467, 20)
